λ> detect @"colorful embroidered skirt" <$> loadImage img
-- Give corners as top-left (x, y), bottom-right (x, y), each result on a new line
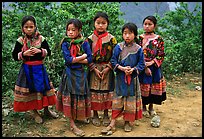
top-left (56, 68), bottom-right (91, 120)
top-left (111, 77), bottom-right (143, 122)
top-left (13, 64), bottom-right (56, 112)
top-left (139, 65), bottom-right (167, 105)
top-left (88, 63), bottom-right (114, 111)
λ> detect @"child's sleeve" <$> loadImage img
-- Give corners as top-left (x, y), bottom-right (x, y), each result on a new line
top-left (12, 41), bottom-right (24, 61)
top-left (61, 42), bottom-right (73, 65)
top-left (134, 47), bottom-right (145, 74)
top-left (153, 37), bottom-right (165, 68)
top-left (83, 41), bottom-right (92, 64)
top-left (40, 39), bottom-right (51, 57)
top-left (110, 44), bottom-right (121, 72)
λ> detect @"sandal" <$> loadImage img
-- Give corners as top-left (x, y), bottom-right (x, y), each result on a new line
top-left (92, 117), bottom-right (101, 127)
top-left (44, 110), bottom-right (58, 119)
top-left (101, 125), bottom-right (116, 134)
top-left (149, 110), bottom-right (157, 116)
top-left (34, 115), bottom-right (43, 124)
top-left (70, 127), bottom-right (85, 137)
top-left (124, 122), bottom-right (132, 132)
top-left (31, 110), bottom-right (43, 124)
top-left (102, 117), bottom-right (110, 127)
top-left (143, 110), bottom-right (150, 118)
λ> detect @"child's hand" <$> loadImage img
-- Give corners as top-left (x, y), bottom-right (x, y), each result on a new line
top-left (81, 53), bottom-right (87, 59)
top-left (101, 67), bottom-right (110, 80)
top-left (30, 47), bottom-right (41, 54)
top-left (125, 68), bottom-right (134, 75)
top-left (23, 49), bottom-right (34, 56)
top-left (94, 67), bottom-right (102, 79)
top-left (145, 61), bottom-right (154, 67)
top-left (120, 66), bottom-right (130, 72)
top-left (145, 67), bottom-right (152, 76)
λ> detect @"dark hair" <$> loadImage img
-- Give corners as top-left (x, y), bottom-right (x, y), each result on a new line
top-left (94, 11), bottom-right (109, 27)
top-left (21, 15), bottom-right (36, 28)
top-left (142, 15), bottom-right (157, 26)
top-left (122, 22), bottom-right (139, 44)
top-left (66, 18), bottom-right (82, 32)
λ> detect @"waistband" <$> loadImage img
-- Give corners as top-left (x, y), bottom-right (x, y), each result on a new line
top-left (24, 61), bottom-right (43, 65)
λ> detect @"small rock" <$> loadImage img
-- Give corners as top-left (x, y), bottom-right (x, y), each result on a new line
top-left (135, 122), bottom-right (139, 126)
top-left (151, 115), bottom-right (160, 128)
top-left (3, 109), bottom-right (10, 116)
top-left (106, 131), bottom-right (112, 135)
top-left (195, 86), bottom-right (201, 91)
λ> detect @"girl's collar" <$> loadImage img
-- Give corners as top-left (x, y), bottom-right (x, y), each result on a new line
top-left (124, 41), bottom-right (134, 47)
top-left (144, 31), bottom-right (154, 35)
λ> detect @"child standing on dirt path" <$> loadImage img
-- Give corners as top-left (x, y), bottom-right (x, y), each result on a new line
top-left (101, 22), bottom-right (145, 134)
top-left (12, 15), bottom-right (58, 124)
top-left (87, 11), bottom-right (117, 127)
top-left (56, 19), bottom-right (92, 137)
top-left (138, 15), bottom-right (167, 118)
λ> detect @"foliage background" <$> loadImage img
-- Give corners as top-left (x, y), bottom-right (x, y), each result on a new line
top-left (2, 2), bottom-right (202, 96)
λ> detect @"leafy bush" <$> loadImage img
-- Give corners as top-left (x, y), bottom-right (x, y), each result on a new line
top-left (156, 2), bottom-right (202, 78)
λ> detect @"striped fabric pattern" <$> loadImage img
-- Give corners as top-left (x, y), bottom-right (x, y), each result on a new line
top-left (56, 69), bottom-right (91, 120)
top-left (13, 64), bottom-right (56, 112)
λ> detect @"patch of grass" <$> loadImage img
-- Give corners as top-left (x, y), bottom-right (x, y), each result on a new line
top-left (186, 82), bottom-right (196, 91)
top-left (56, 129), bottom-right (66, 135)
top-left (166, 86), bottom-right (181, 96)
top-left (39, 126), bottom-right (49, 134)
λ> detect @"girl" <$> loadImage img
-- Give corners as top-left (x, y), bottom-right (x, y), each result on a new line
top-left (101, 22), bottom-right (145, 134)
top-left (12, 15), bottom-right (57, 124)
top-left (138, 15), bottom-right (167, 117)
top-left (87, 11), bottom-right (117, 127)
top-left (56, 19), bottom-right (92, 137)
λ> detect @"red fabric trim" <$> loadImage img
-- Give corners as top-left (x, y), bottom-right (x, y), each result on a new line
top-left (70, 44), bottom-right (78, 58)
top-left (125, 75), bottom-right (131, 85)
top-left (13, 95), bottom-right (56, 112)
top-left (153, 58), bottom-right (162, 67)
top-left (91, 101), bottom-right (112, 111)
top-left (112, 109), bottom-right (142, 121)
top-left (41, 48), bottom-right (45, 57)
top-left (56, 94), bottom-right (91, 120)
top-left (24, 60), bottom-right (43, 65)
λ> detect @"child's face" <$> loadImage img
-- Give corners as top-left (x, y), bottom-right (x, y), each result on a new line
top-left (143, 19), bottom-right (155, 33)
top-left (94, 17), bottom-right (108, 33)
top-left (23, 20), bottom-right (36, 36)
top-left (66, 23), bottom-right (80, 39)
top-left (123, 28), bottom-right (135, 44)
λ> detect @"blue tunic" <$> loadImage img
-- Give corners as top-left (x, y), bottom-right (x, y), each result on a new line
top-left (110, 42), bottom-right (145, 96)
top-left (60, 40), bottom-right (92, 96)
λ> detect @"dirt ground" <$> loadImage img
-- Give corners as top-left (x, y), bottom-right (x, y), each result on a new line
top-left (44, 73), bottom-right (202, 137)
top-left (2, 73), bottom-right (202, 137)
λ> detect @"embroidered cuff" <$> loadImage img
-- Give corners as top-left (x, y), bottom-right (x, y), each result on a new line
top-left (89, 63), bottom-right (96, 71)
top-left (153, 58), bottom-right (162, 68)
top-left (41, 48), bottom-right (48, 57)
top-left (113, 64), bottom-right (119, 71)
top-left (106, 62), bottom-right (113, 70)
top-left (18, 52), bottom-right (24, 60)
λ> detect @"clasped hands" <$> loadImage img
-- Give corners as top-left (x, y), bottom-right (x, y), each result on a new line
top-left (23, 47), bottom-right (41, 56)
top-left (118, 65), bottom-right (134, 76)
top-left (94, 66), bottom-right (110, 80)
